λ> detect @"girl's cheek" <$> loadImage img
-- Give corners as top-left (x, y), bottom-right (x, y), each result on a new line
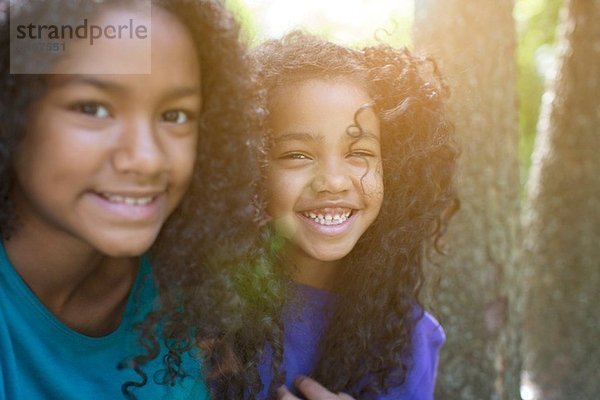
top-left (360, 164), bottom-right (384, 196)
top-left (272, 214), bottom-right (298, 240)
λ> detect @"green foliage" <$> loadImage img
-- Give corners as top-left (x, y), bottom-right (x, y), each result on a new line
top-left (225, 0), bottom-right (259, 46)
top-left (514, 0), bottom-right (562, 186)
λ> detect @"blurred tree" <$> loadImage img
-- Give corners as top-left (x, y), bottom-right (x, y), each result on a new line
top-left (523, 0), bottom-right (600, 399)
top-left (413, 1), bottom-right (522, 399)
top-left (515, 0), bottom-right (562, 187)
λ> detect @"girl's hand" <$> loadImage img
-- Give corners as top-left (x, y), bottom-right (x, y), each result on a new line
top-left (276, 376), bottom-right (356, 400)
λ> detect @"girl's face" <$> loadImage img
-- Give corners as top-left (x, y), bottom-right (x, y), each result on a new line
top-left (266, 78), bottom-right (384, 267)
top-left (12, 7), bottom-right (201, 257)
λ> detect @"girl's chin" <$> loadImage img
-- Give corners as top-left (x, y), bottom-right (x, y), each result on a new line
top-left (92, 234), bottom-right (157, 258)
top-left (290, 244), bottom-right (353, 265)
top-left (309, 249), bottom-right (349, 262)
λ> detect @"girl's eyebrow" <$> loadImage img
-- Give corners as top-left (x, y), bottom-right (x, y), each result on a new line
top-left (161, 85), bottom-right (202, 101)
top-left (351, 132), bottom-right (381, 143)
top-left (273, 131), bottom-right (380, 144)
top-left (51, 76), bottom-right (126, 93)
top-left (51, 76), bottom-right (201, 99)
top-left (273, 132), bottom-right (325, 143)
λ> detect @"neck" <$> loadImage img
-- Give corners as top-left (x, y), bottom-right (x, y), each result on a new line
top-left (3, 219), bottom-right (139, 337)
top-left (284, 246), bottom-right (341, 291)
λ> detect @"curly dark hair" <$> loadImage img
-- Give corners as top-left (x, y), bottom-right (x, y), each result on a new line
top-left (0, 1), bottom-right (282, 398)
top-left (252, 31), bottom-right (459, 398)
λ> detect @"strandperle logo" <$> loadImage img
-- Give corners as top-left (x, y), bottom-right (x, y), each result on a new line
top-left (15, 17), bottom-right (148, 46)
top-left (9, 0), bottom-right (152, 74)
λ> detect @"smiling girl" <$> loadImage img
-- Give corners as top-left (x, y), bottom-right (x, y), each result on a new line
top-left (252, 32), bottom-right (459, 399)
top-left (0, 1), bottom-right (266, 399)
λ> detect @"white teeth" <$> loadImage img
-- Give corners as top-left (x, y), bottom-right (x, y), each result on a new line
top-left (302, 210), bottom-right (352, 226)
top-left (102, 193), bottom-right (154, 206)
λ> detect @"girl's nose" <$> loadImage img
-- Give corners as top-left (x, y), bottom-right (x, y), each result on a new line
top-left (112, 120), bottom-right (168, 178)
top-left (310, 159), bottom-right (352, 194)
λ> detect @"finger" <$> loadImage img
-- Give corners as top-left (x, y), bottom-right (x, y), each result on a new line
top-left (337, 393), bottom-right (355, 400)
top-left (294, 376), bottom-right (339, 399)
top-left (277, 385), bottom-right (300, 400)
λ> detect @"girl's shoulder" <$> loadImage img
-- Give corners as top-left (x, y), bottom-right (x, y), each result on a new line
top-left (361, 311), bottom-right (444, 400)
top-left (389, 311), bottom-right (444, 399)
top-left (410, 310), bottom-right (445, 370)
top-left (414, 311), bottom-right (445, 348)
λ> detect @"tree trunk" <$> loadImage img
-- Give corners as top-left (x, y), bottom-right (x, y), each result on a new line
top-left (413, 2), bottom-right (523, 399)
top-left (523, 1), bottom-right (600, 399)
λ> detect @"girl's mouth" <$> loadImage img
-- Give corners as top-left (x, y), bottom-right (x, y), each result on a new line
top-left (300, 208), bottom-right (354, 226)
top-left (99, 192), bottom-right (155, 206)
top-left (89, 190), bottom-right (165, 222)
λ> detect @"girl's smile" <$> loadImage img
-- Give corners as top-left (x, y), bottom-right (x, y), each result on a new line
top-left (297, 203), bottom-right (358, 236)
top-left (266, 78), bottom-right (384, 270)
top-left (301, 207), bottom-right (352, 226)
top-left (87, 189), bottom-right (166, 222)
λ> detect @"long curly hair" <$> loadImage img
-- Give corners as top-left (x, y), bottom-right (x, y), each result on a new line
top-left (253, 31), bottom-right (459, 397)
top-left (0, 1), bottom-right (283, 398)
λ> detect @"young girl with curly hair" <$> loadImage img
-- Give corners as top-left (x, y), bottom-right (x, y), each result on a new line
top-left (250, 32), bottom-right (459, 400)
top-left (0, 1), bottom-right (273, 399)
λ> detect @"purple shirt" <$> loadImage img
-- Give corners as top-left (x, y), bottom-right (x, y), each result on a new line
top-left (258, 283), bottom-right (444, 399)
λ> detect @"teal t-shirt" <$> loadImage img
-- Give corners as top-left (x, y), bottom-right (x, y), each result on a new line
top-left (0, 243), bottom-right (209, 400)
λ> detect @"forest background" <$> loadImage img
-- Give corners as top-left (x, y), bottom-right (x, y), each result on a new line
top-left (228, 0), bottom-right (599, 399)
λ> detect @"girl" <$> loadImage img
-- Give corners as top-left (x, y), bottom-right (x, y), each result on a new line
top-left (0, 0), bottom-right (271, 398)
top-left (252, 32), bottom-right (459, 399)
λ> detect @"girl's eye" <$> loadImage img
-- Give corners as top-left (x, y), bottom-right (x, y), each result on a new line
top-left (281, 152), bottom-right (311, 160)
top-left (162, 110), bottom-right (191, 124)
top-left (348, 150), bottom-right (375, 158)
top-left (71, 102), bottom-right (110, 119)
